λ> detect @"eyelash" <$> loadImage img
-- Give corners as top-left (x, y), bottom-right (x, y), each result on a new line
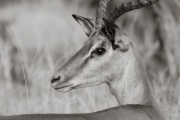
top-left (92, 48), bottom-right (106, 56)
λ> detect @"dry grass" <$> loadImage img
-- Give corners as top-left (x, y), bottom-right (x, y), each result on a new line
top-left (0, 0), bottom-right (180, 120)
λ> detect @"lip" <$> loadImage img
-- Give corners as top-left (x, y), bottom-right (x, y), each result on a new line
top-left (54, 84), bottom-right (73, 93)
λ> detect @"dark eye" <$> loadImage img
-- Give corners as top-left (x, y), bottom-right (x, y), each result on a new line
top-left (93, 48), bottom-right (106, 56)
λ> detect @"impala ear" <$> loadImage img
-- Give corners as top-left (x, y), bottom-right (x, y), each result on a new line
top-left (72, 14), bottom-right (94, 37)
top-left (101, 19), bottom-right (130, 51)
top-left (114, 34), bottom-right (130, 52)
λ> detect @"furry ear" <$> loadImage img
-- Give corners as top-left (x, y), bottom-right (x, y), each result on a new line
top-left (72, 14), bottom-right (94, 37)
top-left (114, 35), bottom-right (130, 52)
top-left (101, 19), bottom-right (130, 51)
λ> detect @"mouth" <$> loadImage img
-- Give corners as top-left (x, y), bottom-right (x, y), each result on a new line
top-left (54, 84), bottom-right (73, 93)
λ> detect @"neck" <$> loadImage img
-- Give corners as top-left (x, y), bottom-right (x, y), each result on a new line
top-left (108, 50), bottom-right (154, 106)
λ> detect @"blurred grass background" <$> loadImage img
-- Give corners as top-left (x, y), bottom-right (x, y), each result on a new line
top-left (0, 0), bottom-right (179, 120)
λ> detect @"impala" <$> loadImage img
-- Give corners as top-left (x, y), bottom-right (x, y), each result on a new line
top-left (0, 0), bottom-right (165, 120)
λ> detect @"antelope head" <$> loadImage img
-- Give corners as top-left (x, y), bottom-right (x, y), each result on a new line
top-left (51, 0), bottom-right (159, 93)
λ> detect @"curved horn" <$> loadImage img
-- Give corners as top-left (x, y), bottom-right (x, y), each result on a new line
top-left (108, 0), bottom-right (159, 23)
top-left (95, 0), bottom-right (112, 30)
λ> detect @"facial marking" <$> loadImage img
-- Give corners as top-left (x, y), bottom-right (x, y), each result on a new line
top-left (52, 30), bottom-right (114, 92)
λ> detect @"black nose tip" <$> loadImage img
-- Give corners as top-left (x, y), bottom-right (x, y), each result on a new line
top-left (51, 75), bottom-right (61, 84)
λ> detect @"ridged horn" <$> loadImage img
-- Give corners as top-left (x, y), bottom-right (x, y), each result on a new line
top-left (95, 0), bottom-right (113, 30)
top-left (108, 0), bottom-right (159, 23)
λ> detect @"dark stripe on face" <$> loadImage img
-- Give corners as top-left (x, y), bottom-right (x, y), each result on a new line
top-left (89, 31), bottom-right (98, 39)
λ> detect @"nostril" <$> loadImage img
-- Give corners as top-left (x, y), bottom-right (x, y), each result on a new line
top-left (51, 75), bottom-right (61, 84)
